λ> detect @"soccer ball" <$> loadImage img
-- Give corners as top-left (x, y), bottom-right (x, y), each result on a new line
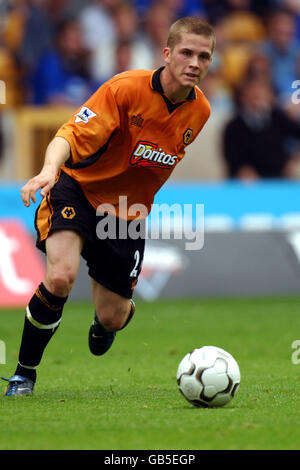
top-left (176, 346), bottom-right (240, 408)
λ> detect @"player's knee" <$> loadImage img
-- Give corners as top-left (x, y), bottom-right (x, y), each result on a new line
top-left (98, 314), bottom-right (125, 332)
top-left (97, 305), bottom-right (128, 332)
top-left (46, 267), bottom-right (77, 297)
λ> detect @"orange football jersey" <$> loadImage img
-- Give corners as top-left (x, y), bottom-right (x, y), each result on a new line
top-left (56, 67), bottom-right (211, 219)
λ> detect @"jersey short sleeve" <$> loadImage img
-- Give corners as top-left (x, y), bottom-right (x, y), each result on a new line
top-left (55, 83), bottom-right (121, 166)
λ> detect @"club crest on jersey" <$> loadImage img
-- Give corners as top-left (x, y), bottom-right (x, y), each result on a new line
top-left (183, 128), bottom-right (193, 145)
top-left (74, 106), bottom-right (97, 124)
top-left (130, 141), bottom-right (178, 169)
top-left (61, 207), bottom-right (76, 219)
top-left (130, 113), bottom-right (144, 128)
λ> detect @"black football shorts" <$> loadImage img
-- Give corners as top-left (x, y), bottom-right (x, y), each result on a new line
top-left (35, 170), bottom-right (145, 298)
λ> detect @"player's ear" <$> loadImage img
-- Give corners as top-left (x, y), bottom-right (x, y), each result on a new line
top-left (163, 47), bottom-right (171, 64)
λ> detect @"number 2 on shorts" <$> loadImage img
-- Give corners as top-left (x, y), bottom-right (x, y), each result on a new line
top-left (130, 250), bottom-right (140, 278)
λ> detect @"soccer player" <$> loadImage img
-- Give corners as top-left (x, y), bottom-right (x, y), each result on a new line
top-left (3, 17), bottom-right (214, 396)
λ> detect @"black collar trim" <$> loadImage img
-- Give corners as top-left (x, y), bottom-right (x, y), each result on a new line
top-left (151, 67), bottom-right (196, 114)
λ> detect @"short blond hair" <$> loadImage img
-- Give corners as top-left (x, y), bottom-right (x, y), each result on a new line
top-left (167, 17), bottom-right (216, 52)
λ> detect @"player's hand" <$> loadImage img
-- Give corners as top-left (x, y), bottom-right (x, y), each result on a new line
top-left (21, 170), bottom-right (56, 207)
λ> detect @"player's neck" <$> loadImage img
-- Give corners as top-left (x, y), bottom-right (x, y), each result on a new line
top-left (160, 67), bottom-right (193, 103)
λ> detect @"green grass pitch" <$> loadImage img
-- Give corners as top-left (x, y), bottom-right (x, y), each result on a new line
top-left (1, 296), bottom-right (300, 450)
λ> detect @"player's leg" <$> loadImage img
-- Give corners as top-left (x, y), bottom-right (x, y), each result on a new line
top-left (88, 280), bottom-right (135, 356)
top-left (4, 230), bottom-right (83, 396)
top-left (92, 279), bottom-right (133, 331)
top-left (44, 230), bottom-right (83, 296)
top-left (3, 170), bottom-right (95, 396)
top-left (86, 225), bottom-right (144, 356)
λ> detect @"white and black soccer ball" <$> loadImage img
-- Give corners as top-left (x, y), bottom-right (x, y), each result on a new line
top-left (176, 346), bottom-right (240, 408)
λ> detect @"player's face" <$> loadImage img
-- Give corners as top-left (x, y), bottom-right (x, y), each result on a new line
top-left (164, 33), bottom-right (213, 90)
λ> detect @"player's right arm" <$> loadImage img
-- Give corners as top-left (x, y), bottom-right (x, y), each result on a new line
top-left (21, 136), bottom-right (70, 207)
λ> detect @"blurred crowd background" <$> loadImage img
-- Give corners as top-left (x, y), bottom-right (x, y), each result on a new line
top-left (0, 0), bottom-right (300, 181)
